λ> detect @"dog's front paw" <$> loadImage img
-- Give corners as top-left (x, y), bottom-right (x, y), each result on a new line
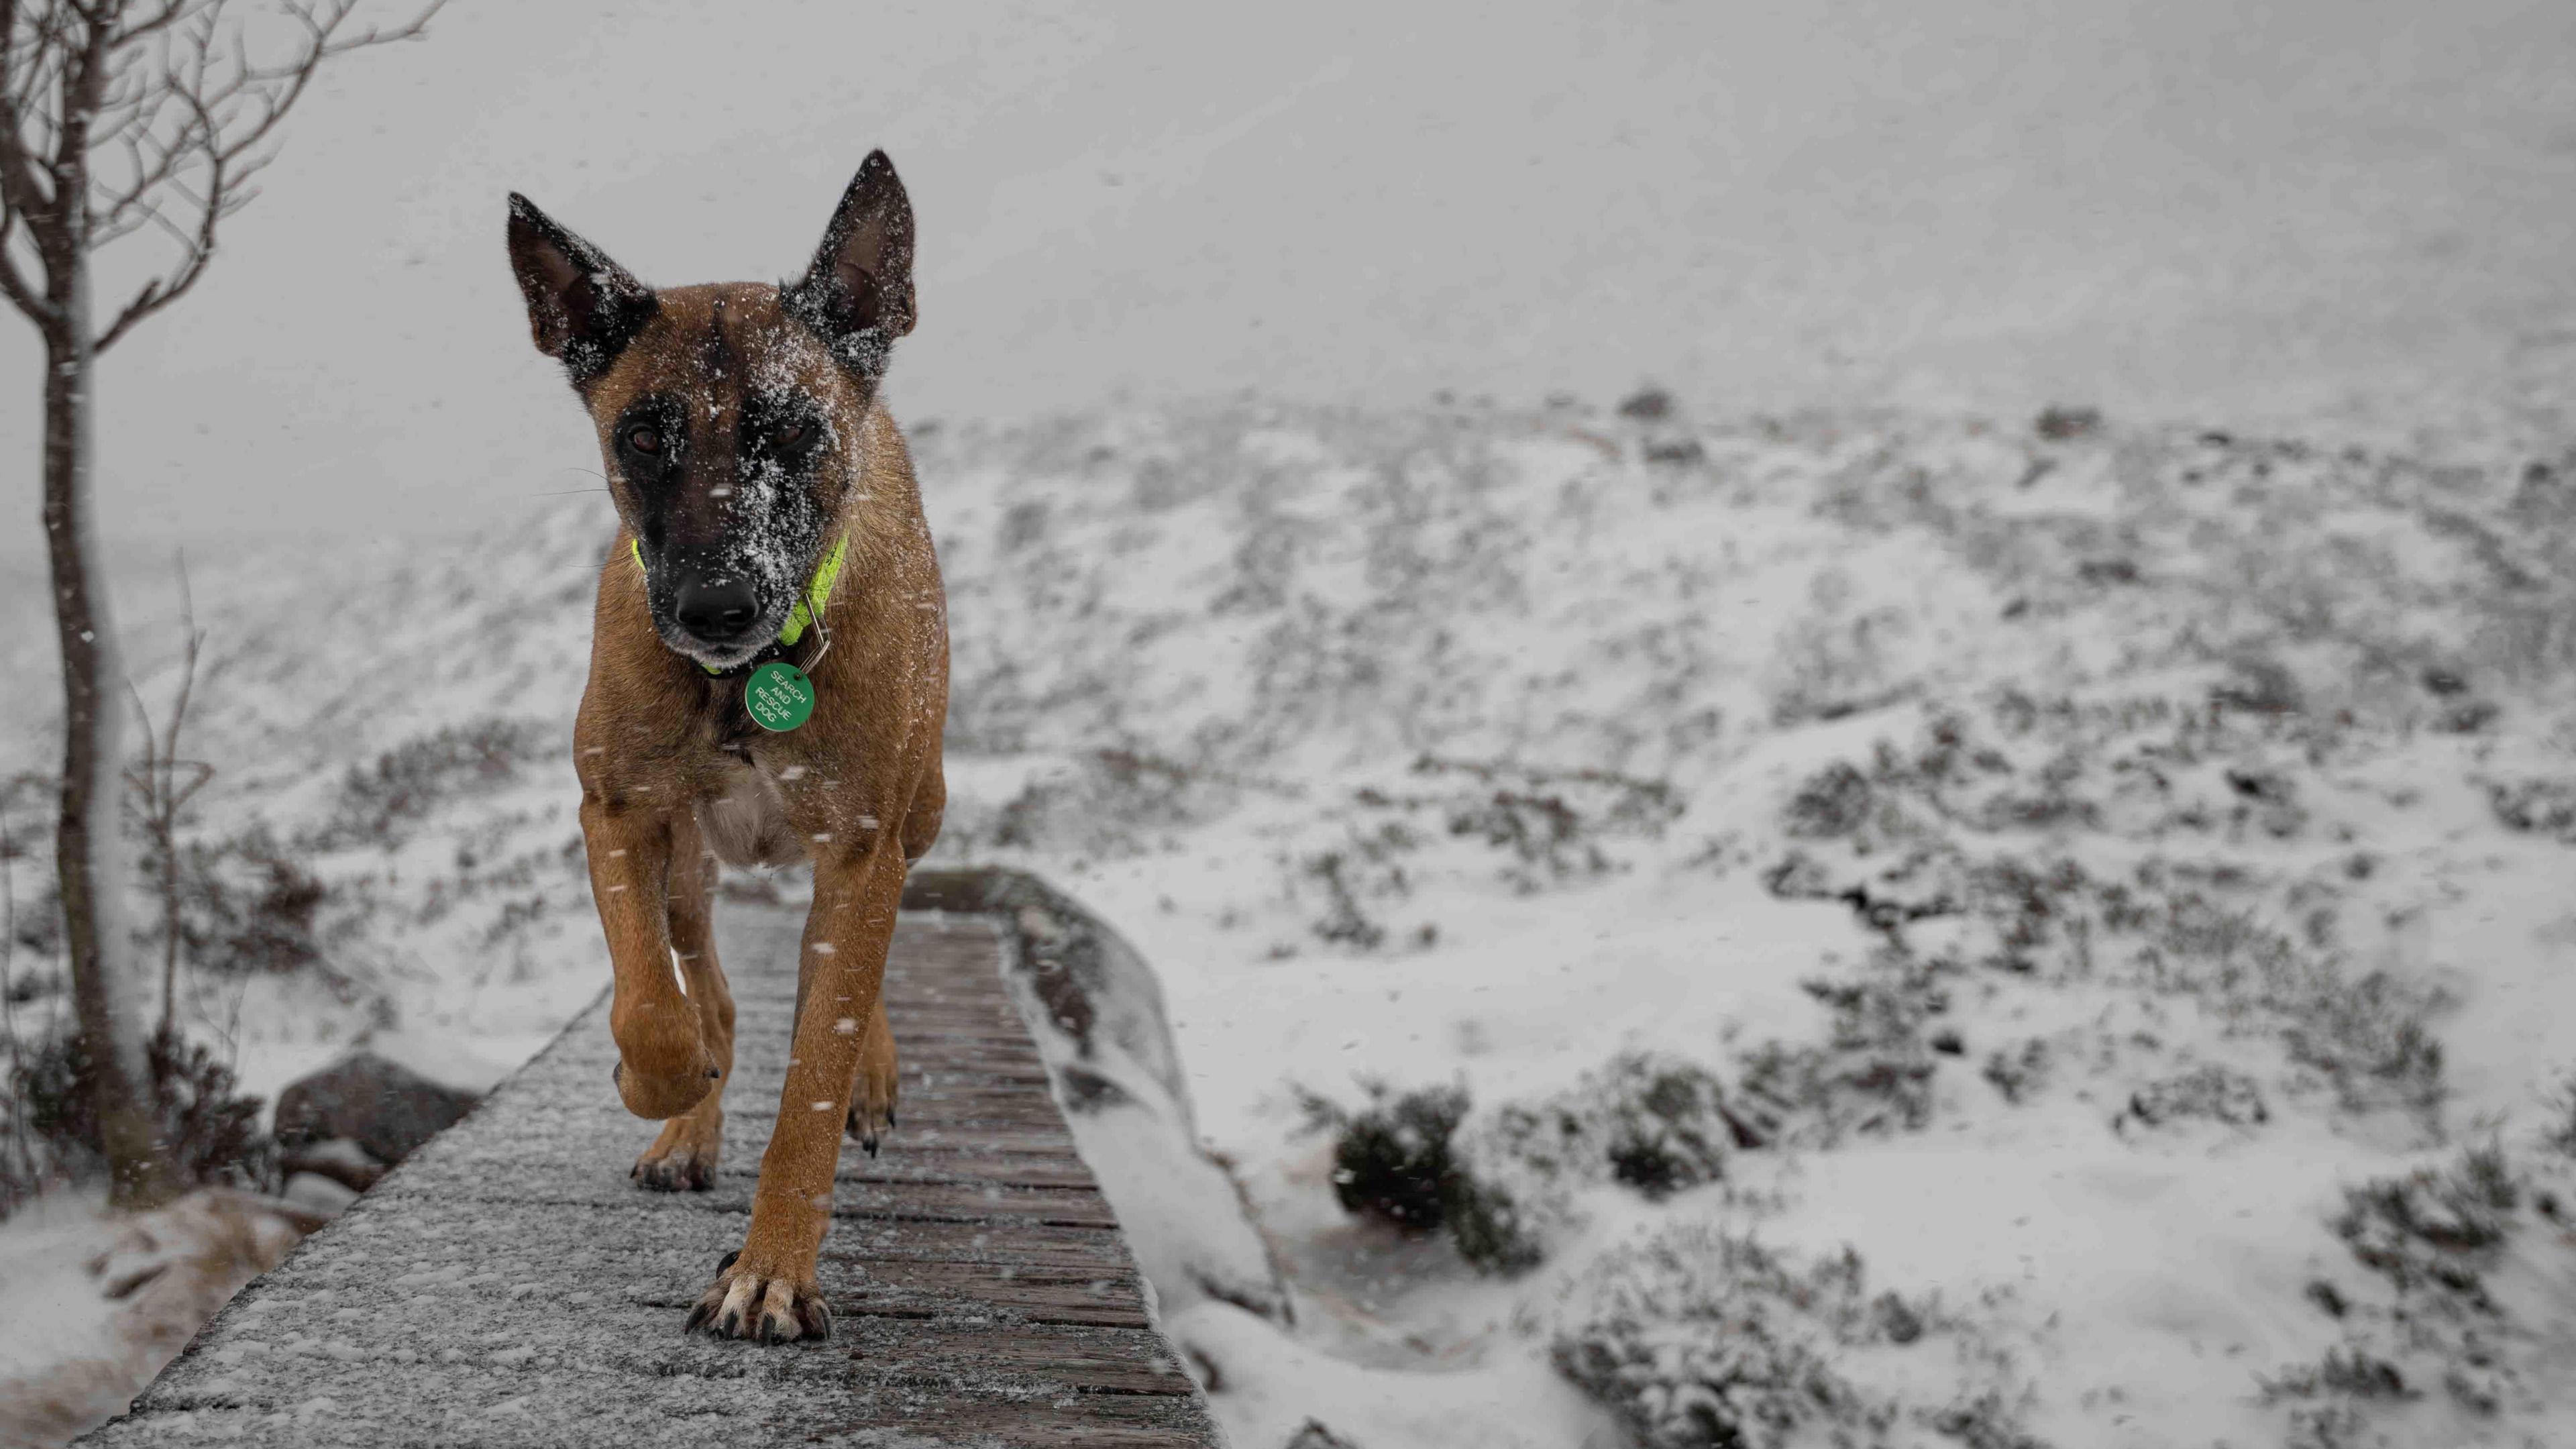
top-left (685, 1249), bottom-right (833, 1344)
top-left (632, 1107), bottom-right (722, 1191)
top-left (610, 1055), bottom-right (717, 1121)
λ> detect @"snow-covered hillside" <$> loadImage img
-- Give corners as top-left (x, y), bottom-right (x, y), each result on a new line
top-left (11, 394), bottom-right (2576, 1447)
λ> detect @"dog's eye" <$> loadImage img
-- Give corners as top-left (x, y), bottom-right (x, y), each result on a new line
top-left (778, 421), bottom-right (810, 447)
top-left (627, 425), bottom-right (663, 455)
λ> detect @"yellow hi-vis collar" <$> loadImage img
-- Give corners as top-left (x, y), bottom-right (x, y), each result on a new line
top-left (630, 535), bottom-right (849, 672)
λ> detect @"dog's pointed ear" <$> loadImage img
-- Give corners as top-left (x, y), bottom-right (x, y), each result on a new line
top-left (506, 193), bottom-right (657, 384)
top-left (783, 151), bottom-right (916, 377)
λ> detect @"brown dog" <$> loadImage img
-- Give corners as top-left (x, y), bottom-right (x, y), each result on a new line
top-left (504, 152), bottom-right (947, 1342)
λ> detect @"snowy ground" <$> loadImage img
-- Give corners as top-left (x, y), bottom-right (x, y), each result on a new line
top-left (10, 394), bottom-right (2576, 1447)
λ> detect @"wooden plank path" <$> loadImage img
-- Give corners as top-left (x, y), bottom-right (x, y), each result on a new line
top-left (81, 906), bottom-right (1222, 1448)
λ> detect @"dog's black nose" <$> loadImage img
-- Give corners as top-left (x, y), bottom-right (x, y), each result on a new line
top-left (673, 574), bottom-right (759, 641)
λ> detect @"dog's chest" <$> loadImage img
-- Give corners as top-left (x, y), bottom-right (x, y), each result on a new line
top-left (694, 752), bottom-right (804, 869)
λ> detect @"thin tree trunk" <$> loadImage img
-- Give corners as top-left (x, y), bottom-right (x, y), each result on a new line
top-left (41, 257), bottom-right (176, 1211)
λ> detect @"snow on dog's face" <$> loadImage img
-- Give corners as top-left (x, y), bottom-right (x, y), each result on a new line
top-left (504, 155), bottom-right (916, 668)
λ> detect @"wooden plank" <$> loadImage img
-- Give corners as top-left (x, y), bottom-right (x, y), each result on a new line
top-left (362, 1175), bottom-right (1126, 1232)
top-left (836, 1322), bottom-right (1197, 1397)
top-left (833, 1259), bottom-right (1155, 1330)
top-left (809, 1397), bottom-right (1218, 1447)
top-left (831, 1181), bottom-right (1122, 1230)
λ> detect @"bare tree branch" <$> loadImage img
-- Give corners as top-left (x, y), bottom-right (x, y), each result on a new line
top-left (0, 0), bottom-right (68, 293)
top-left (0, 209), bottom-right (43, 315)
top-left (108, 0), bottom-right (207, 48)
top-left (1, 0), bottom-right (442, 339)
top-left (83, 0), bottom-right (445, 351)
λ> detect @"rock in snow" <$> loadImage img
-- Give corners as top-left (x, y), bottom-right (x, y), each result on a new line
top-left (272, 1053), bottom-right (478, 1168)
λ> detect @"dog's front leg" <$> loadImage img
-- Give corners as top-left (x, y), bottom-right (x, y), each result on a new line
top-left (688, 828), bottom-right (908, 1343)
top-left (580, 797), bottom-right (716, 1120)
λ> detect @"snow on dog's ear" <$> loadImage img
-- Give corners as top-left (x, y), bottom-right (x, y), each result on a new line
top-left (505, 193), bottom-right (657, 385)
top-left (783, 150), bottom-right (916, 378)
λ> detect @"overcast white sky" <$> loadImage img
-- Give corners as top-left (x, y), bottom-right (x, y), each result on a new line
top-left (4, 0), bottom-right (2575, 572)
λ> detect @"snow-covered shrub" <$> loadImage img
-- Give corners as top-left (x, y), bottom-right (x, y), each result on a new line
top-left (1294, 823), bottom-right (1419, 951)
top-left (9, 1025), bottom-right (272, 1209)
top-left (2279, 969), bottom-right (2447, 1118)
top-left (2483, 777), bottom-right (2576, 843)
top-left (1297, 1080), bottom-right (1476, 1235)
top-left (1782, 761), bottom-right (1874, 840)
top-left (1448, 1053), bottom-right (1747, 1271)
top-left (1728, 953), bottom-right (1947, 1147)
top-left (2261, 1347), bottom-right (2416, 1405)
top-left (2116, 1063), bottom-right (2270, 1132)
top-left (1552, 1226), bottom-right (2034, 1449)
top-left (975, 747), bottom-right (1239, 860)
top-left (2540, 1074), bottom-right (2576, 1160)
top-left (1279, 758), bottom-right (1680, 953)
top-left (1980, 1039), bottom-right (2051, 1105)
top-left (2331, 1144), bottom-right (2519, 1308)
top-left (1378, 756), bottom-right (1681, 892)
top-left (169, 824), bottom-right (335, 977)
top-left (1554, 1230), bottom-right (1883, 1449)
top-left (1428, 765), bottom-right (1678, 890)
top-left (1766, 569), bottom-right (1919, 727)
top-left (305, 716), bottom-right (551, 852)
top-left (2263, 1144), bottom-right (2576, 1438)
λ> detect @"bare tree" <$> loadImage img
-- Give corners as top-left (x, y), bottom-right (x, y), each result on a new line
top-left (125, 554), bottom-right (210, 1039)
top-left (1, 784), bottom-right (36, 1214)
top-left (0, 0), bottom-right (442, 1208)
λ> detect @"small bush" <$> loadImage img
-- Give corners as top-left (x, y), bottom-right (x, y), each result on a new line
top-left (2280, 969), bottom-right (2447, 1118)
top-left (2034, 405), bottom-right (2101, 440)
top-left (2540, 1074), bottom-right (2576, 1159)
top-left (2261, 1348), bottom-right (2415, 1403)
top-left (1617, 386), bottom-right (1674, 421)
top-left (11, 1026), bottom-right (272, 1201)
top-left (1299, 1081), bottom-right (1472, 1233)
top-left (1554, 1232), bottom-right (1882, 1449)
top-left (2330, 1144), bottom-right (2518, 1307)
top-left (309, 717), bottom-right (549, 851)
top-left (1448, 1054), bottom-right (1748, 1271)
top-left (1552, 1228), bottom-right (2025, 1449)
top-left (1728, 955), bottom-right (1947, 1146)
top-left (2268, 1142), bottom-right (2565, 1437)
top-left (1301, 847), bottom-right (1396, 951)
top-left (2485, 778), bottom-right (2576, 842)
top-left (1405, 756), bottom-right (1682, 891)
top-left (2117, 1063), bottom-right (2269, 1131)
top-left (170, 824), bottom-right (334, 977)
top-left (985, 747), bottom-right (1238, 858)
top-left (1982, 1040), bottom-right (2051, 1105)
top-left (1783, 762), bottom-right (1874, 839)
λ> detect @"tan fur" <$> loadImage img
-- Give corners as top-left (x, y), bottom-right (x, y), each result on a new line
top-left (564, 282), bottom-right (947, 1342)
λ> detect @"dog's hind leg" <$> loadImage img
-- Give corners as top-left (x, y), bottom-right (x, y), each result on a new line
top-left (633, 816), bottom-right (735, 1191)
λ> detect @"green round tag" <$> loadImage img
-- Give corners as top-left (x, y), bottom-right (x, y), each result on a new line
top-left (744, 661), bottom-right (816, 732)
